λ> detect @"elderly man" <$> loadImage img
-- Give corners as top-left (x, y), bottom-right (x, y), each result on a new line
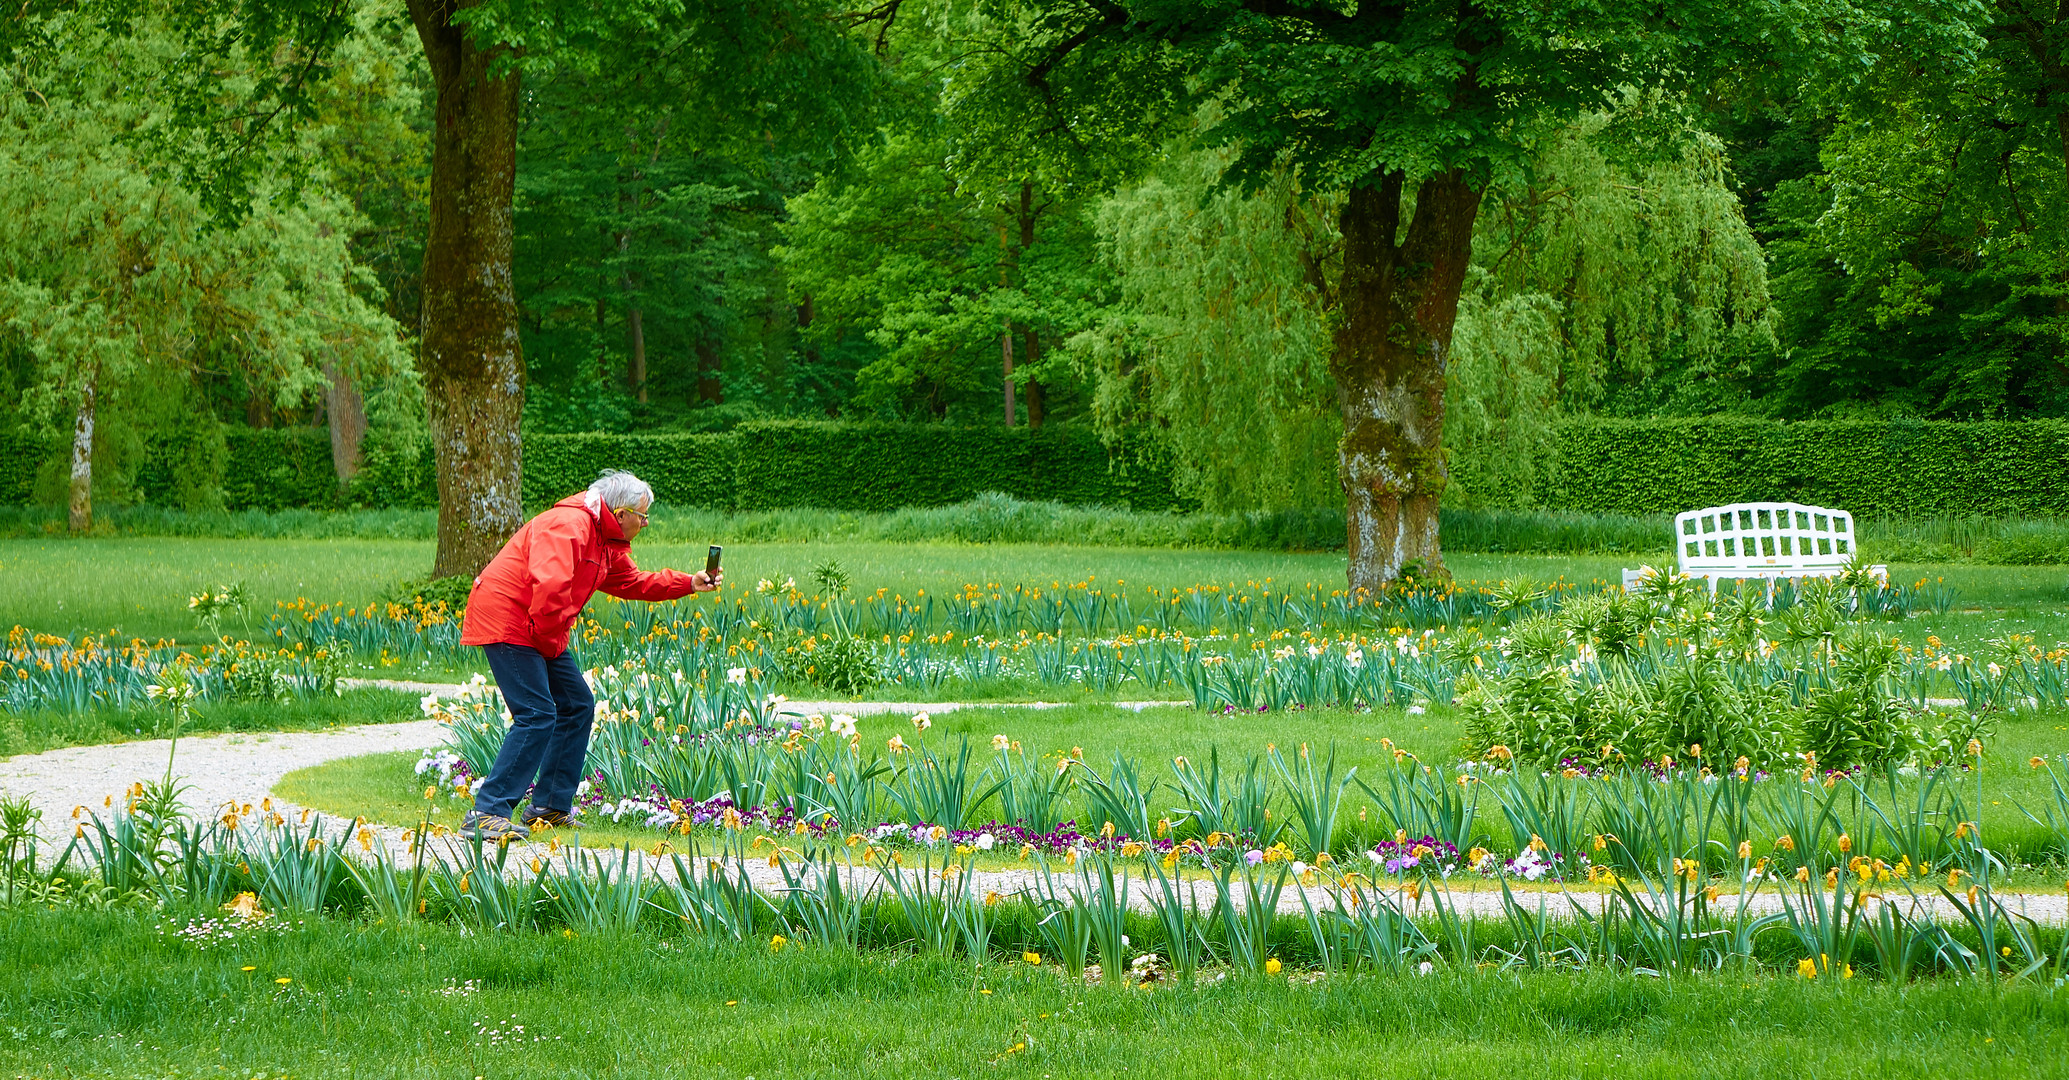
top-left (457, 469), bottom-right (720, 840)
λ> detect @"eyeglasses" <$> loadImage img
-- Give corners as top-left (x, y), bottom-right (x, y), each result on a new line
top-left (617, 507), bottom-right (650, 524)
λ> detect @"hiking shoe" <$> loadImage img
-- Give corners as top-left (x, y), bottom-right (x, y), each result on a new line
top-left (459, 810), bottom-right (530, 842)
top-left (520, 807), bottom-right (582, 830)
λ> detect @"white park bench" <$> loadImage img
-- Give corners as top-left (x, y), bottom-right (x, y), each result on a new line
top-left (1622, 502), bottom-right (1887, 594)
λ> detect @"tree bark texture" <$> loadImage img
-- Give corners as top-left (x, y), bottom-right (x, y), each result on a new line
top-left (627, 304), bottom-right (648, 403)
top-left (1023, 329), bottom-right (1044, 427)
top-left (409, 0), bottom-right (525, 579)
top-left (695, 338), bottom-right (723, 404)
top-left (68, 373), bottom-right (95, 534)
top-left (1333, 171), bottom-right (1482, 593)
top-left (323, 360), bottom-right (367, 486)
top-left (1001, 322), bottom-right (1016, 426)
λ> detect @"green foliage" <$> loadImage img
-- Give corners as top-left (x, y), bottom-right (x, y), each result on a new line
top-left (17, 416), bottom-right (2069, 539)
top-left (0, 8), bottom-right (408, 523)
top-left (219, 429), bottom-right (345, 512)
top-left (779, 127), bottom-right (1105, 421)
top-left (787, 633), bottom-right (880, 696)
top-left (1456, 584), bottom-right (1994, 774)
top-left (1075, 96), bottom-right (1780, 515)
top-left (524, 433), bottom-right (737, 508)
top-left (1547, 418), bottom-right (2069, 517)
top-left (1447, 103), bottom-right (1777, 506)
top-left (481, 0), bottom-right (891, 431)
top-left (0, 432), bottom-right (48, 504)
top-left (1073, 143), bottom-right (1340, 512)
top-left (381, 575), bottom-right (474, 612)
top-left (1744, 8), bottom-right (2069, 420)
top-left (730, 422), bottom-right (1184, 512)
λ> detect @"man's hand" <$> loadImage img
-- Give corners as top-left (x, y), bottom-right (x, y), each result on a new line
top-left (690, 569), bottom-right (723, 593)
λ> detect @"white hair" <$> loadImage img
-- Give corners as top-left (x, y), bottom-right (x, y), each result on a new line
top-left (583, 469), bottom-right (654, 514)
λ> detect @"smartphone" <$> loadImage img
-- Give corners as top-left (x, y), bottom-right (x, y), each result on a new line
top-left (705, 545), bottom-right (723, 576)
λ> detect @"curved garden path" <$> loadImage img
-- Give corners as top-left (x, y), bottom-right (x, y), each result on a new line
top-left (4, 686), bottom-right (2065, 928)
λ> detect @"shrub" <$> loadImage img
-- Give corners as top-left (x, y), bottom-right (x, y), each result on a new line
top-left (790, 633), bottom-right (880, 696)
top-left (383, 575), bottom-right (474, 612)
top-left (1547, 417), bottom-right (2069, 517)
top-left (730, 421), bottom-right (1187, 512)
top-left (1798, 687), bottom-right (1925, 773)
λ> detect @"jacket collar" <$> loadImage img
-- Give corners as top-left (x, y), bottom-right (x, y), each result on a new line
top-left (554, 493), bottom-right (629, 543)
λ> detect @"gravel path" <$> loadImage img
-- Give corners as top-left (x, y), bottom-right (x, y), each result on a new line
top-left (5, 708), bottom-right (2065, 927)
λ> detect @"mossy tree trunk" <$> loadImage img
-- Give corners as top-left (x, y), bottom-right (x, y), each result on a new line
top-left (409, 0), bottom-right (525, 579)
top-left (67, 371), bottom-right (95, 534)
top-left (1333, 170), bottom-right (1482, 593)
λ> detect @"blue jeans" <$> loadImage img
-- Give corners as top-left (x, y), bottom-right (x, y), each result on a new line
top-left (473, 643), bottom-right (595, 819)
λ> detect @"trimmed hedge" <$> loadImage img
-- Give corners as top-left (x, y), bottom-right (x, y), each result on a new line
top-left (221, 428), bottom-right (340, 511)
top-left (0, 431), bottom-right (51, 504)
top-left (10, 417), bottom-right (2067, 519)
top-left (524, 432), bottom-right (738, 508)
top-left (730, 422), bottom-right (1188, 512)
top-left (1546, 418), bottom-right (2069, 518)
top-left (0, 422), bottom-right (1184, 513)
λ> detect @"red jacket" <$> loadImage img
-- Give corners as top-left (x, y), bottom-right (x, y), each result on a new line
top-left (460, 495), bottom-right (698, 658)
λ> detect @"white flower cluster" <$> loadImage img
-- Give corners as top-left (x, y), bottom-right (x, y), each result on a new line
top-left (413, 748), bottom-right (467, 785)
top-left (1505, 847), bottom-right (1555, 881)
top-left (419, 673), bottom-right (497, 723)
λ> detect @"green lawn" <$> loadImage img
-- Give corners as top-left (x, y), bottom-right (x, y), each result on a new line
top-left (9, 533), bottom-right (2069, 645)
top-left (11, 540), bottom-right (2069, 1073)
top-left (0, 688), bottom-right (421, 760)
top-left (3, 908), bottom-right (2064, 1079)
top-left (279, 699), bottom-right (2069, 880)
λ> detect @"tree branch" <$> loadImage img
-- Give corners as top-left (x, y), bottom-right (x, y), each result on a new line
top-left (1024, 0), bottom-right (1128, 92)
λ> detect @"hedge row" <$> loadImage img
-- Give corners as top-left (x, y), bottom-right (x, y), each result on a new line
top-left (730, 422), bottom-right (1187, 512)
top-left (8, 417), bottom-right (2067, 518)
top-left (1544, 419), bottom-right (2069, 518)
top-left (524, 432), bottom-right (737, 509)
top-left (0, 422), bottom-right (1188, 512)
top-left (0, 430), bottom-right (45, 504)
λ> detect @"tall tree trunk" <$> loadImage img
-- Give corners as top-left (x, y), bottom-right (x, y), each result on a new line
top-left (1023, 329), bottom-right (1044, 427)
top-left (627, 303), bottom-right (648, 403)
top-left (68, 373), bottom-right (95, 534)
top-left (324, 360), bottom-right (367, 487)
top-left (999, 216), bottom-right (1017, 426)
top-left (1001, 322), bottom-right (1016, 426)
top-left (1334, 171), bottom-right (1482, 593)
top-left (409, 0), bottom-right (525, 579)
top-left (618, 229), bottom-right (647, 403)
top-left (695, 338), bottom-right (724, 404)
top-left (1014, 183), bottom-right (1044, 426)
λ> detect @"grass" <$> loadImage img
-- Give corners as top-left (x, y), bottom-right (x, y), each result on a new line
top-left (3, 907), bottom-right (2066, 1078)
top-left (10, 519), bottom-right (2069, 1073)
top-left (278, 700), bottom-right (2069, 881)
top-left (0, 535), bottom-right (1603, 642)
top-left (0, 537), bottom-right (436, 641)
top-left (12, 530), bottom-right (2069, 646)
top-left (0, 688), bottom-right (421, 761)
top-left (14, 497), bottom-right (2069, 563)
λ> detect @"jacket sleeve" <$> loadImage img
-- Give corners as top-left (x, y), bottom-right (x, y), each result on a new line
top-left (526, 512), bottom-right (588, 656)
top-left (598, 547), bottom-right (699, 602)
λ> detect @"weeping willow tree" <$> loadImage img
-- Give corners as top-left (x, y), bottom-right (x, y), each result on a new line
top-left (1072, 149), bottom-right (1342, 512)
top-left (1079, 103), bottom-right (1775, 516)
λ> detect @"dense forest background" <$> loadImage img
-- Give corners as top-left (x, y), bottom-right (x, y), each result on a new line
top-left (3, 0), bottom-right (2065, 517)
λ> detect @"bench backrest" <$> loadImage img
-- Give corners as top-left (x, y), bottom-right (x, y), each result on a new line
top-left (1675, 502), bottom-right (1858, 576)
